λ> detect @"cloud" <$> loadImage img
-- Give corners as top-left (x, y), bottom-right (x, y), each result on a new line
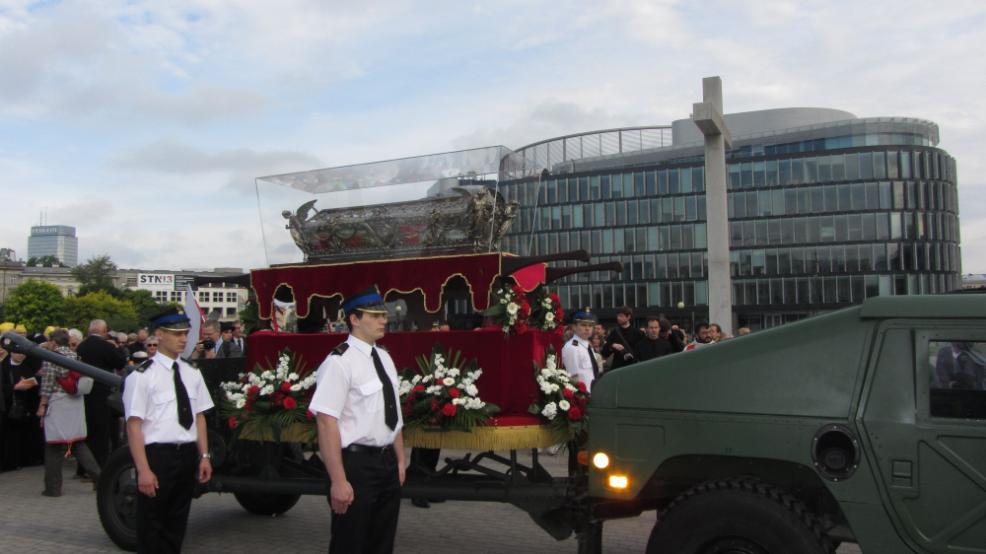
top-left (114, 141), bottom-right (324, 191)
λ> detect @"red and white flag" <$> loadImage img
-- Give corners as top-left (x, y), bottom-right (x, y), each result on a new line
top-left (181, 284), bottom-right (205, 359)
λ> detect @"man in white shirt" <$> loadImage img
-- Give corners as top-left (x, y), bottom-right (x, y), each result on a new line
top-left (309, 285), bottom-right (406, 554)
top-left (562, 309), bottom-right (600, 391)
top-left (123, 307), bottom-right (214, 553)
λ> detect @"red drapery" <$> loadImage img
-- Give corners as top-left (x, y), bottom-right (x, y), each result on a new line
top-left (246, 329), bottom-right (562, 418)
top-left (251, 253), bottom-right (547, 320)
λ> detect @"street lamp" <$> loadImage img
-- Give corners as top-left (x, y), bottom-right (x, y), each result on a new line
top-left (677, 300), bottom-right (695, 334)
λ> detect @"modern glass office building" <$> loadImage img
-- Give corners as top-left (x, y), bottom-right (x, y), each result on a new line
top-left (497, 108), bottom-right (960, 329)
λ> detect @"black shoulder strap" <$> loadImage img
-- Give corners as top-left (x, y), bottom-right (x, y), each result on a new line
top-left (571, 339), bottom-right (579, 346)
top-left (134, 359), bottom-right (153, 373)
top-left (331, 342), bottom-right (349, 356)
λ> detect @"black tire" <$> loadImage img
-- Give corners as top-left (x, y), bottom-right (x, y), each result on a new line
top-left (233, 491), bottom-right (302, 516)
top-left (646, 478), bottom-right (834, 554)
top-left (97, 447), bottom-right (139, 552)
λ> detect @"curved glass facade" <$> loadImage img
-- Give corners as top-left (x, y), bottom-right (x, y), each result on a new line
top-left (499, 122), bottom-right (960, 329)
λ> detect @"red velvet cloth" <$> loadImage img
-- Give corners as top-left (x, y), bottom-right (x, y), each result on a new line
top-left (246, 329), bottom-right (563, 418)
top-left (252, 253), bottom-right (508, 320)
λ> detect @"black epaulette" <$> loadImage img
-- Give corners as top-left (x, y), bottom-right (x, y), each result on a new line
top-left (375, 343), bottom-right (388, 352)
top-left (571, 339), bottom-right (579, 346)
top-left (134, 359), bottom-right (153, 373)
top-left (331, 343), bottom-right (349, 356)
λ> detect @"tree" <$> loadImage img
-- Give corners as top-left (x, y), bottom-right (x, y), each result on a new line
top-left (119, 289), bottom-right (166, 326)
top-left (26, 255), bottom-right (67, 268)
top-left (72, 255), bottom-right (119, 296)
top-left (4, 280), bottom-right (65, 333)
top-left (63, 291), bottom-right (139, 331)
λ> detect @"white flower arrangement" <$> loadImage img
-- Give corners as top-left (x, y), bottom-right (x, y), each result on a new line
top-left (529, 350), bottom-right (590, 438)
top-left (398, 344), bottom-right (498, 431)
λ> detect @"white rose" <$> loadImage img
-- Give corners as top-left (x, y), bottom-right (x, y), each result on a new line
top-left (545, 312), bottom-right (555, 322)
top-left (465, 384), bottom-right (478, 396)
top-left (235, 398), bottom-right (246, 409)
top-left (452, 398), bottom-right (466, 406)
top-left (541, 402), bottom-right (558, 420)
top-left (290, 384), bottom-right (302, 392)
top-left (442, 377), bottom-right (455, 387)
top-left (448, 368), bottom-right (460, 377)
top-left (506, 302), bottom-right (519, 315)
top-left (558, 400), bottom-right (571, 411)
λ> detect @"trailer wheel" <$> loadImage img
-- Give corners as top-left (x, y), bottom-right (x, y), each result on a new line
top-left (646, 478), bottom-right (834, 554)
top-left (233, 491), bottom-right (302, 516)
top-left (97, 447), bottom-right (139, 552)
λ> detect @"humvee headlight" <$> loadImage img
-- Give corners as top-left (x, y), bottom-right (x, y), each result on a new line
top-left (592, 452), bottom-right (610, 469)
top-left (607, 474), bottom-right (629, 490)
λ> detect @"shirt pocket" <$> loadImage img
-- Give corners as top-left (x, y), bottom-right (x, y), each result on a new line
top-left (151, 389), bottom-right (177, 421)
top-left (356, 379), bottom-right (383, 413)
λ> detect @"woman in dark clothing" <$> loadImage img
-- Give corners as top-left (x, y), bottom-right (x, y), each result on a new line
top-left (2, 351), bottom-right (45, 470)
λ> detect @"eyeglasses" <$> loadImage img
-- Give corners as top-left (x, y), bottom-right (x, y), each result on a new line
top-left (146, 344), bottom-right (158, 347)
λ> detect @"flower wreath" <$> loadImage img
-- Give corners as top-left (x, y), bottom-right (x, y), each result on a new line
top-left (398, 344), bottom-right (499, 431)
top-left (528, 347), bottom-right (590, 440)
top-left (219, 349), bottom-right (317, 441)
top-left (527, 284), bottom-right (564, 335)
top-left (482, 278), bottom-right (531, 335)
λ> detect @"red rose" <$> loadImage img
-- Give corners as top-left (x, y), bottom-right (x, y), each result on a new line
top-left (283, 396), bottom-right (297, 410)
top-left (305, 409), bottom-right (314, 420)
top-left (576, 382), bottom-right (587, 392)
top-left (441, 403), bottom-right (457, 417)
top-left (412, 384), bottom-right (425, 393)
top-left (247, 385), bottom-right (259, 396)
top-left (431, 399), bottom-right (440, 412)
top-left (549, 292), bottom-right (560, 303)
top-left (567, 406), bottom-right (582, 421)
top-left (281, 382), bottom-right (292, 392)
top-left (448, 387), bottom-right (460, 398)
top-left (515, 322), bottom-right (529, 334)
top-left (228, 416), bottom-right (237, 429)
top-left (562, 388), bottom-right (574, 399)
top-left (271, 392), bottom-right (284, 406)
top-left (520, 301), bottom-right (531, 317)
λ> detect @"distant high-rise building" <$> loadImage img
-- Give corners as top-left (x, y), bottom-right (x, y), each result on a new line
top-left (27, 225), bottom-right (78, 267)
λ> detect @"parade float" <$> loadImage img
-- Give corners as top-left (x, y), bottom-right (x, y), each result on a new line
top-left (2, 147), bottom-right (621, 552)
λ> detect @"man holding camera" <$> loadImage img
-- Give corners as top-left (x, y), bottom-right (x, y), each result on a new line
top-left (602, 305), bottom-right (644, 371)
top-left (190, 321), bottom-right (220, 360)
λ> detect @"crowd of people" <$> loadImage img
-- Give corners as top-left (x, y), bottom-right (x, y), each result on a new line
top-left (0, 318), bottom-right (244, 495)
top-left (561, 305), bottom-right (753, 374)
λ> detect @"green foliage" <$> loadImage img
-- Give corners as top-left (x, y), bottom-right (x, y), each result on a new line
top-left (26, 255), bottom-right (67, 268)
top-left (63, 290), bottom-right (139, 331)
top-left (238, 299), bottom-right (259, 334)
top-left (119, 289), bottom-right (165, 326)
top-left (71, 255), bottom-right (119, 296)
top-left (5, 280), bottom-right (65, 332)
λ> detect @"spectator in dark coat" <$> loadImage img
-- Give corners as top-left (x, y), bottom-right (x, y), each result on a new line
top-left (634, 317), bottom-right (675, 362)
top-left (75, 319), bottom-right (127, 471)
top-left (2, 348), bottom-right (44, 470)
top-left (601, 306), bottom-right (645, 371)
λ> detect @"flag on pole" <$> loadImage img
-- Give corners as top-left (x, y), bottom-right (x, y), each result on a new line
top-left (182, 284), bottom-right (205, 359)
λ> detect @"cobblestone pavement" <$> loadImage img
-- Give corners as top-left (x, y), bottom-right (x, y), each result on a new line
top-left (0, 451), bottom-right (862, 553)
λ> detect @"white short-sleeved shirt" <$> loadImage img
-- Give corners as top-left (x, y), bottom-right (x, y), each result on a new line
top-left (562, 336), bottom-right (596, 391)
top-left (308, 335), bottom-right (403, 448)
top-left (123, 352), bottom-right (214, 445)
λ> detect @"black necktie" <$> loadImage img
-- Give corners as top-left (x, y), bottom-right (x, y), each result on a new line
top-left (587, 344), bottom-right (600, 378)
top-left (371, 348), bottom-right (398, 430)
top-left (173, 362), bottom-right (194, 430)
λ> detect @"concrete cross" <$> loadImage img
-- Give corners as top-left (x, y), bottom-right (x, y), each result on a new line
top-left (692, 76), bottom-right (734, 336)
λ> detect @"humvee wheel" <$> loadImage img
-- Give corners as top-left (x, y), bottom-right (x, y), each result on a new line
top-left (233, 491), bottom-right (302, 516)
top-left (646, 478), bottom-right (834, 554)
top-left (97, 447), bottom-right (139, 552)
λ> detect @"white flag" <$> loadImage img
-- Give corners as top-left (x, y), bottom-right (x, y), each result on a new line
top-left (182, 284), bottom-right (204, 359)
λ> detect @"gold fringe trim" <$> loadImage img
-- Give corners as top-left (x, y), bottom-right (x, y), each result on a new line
top-left (403, 424), bottom-right (568, 450)
top-left (238, 422), bottom-right (316, 443)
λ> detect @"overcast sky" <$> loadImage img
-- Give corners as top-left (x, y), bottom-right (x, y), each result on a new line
top-left (2, 0), bottom-right (985, 273)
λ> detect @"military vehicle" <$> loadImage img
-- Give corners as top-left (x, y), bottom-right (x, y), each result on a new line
top-left (587, 294), bottom-right (986, 553)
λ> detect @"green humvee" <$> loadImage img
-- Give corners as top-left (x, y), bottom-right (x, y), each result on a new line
top-left (587, 294), bottom-right (986, 553)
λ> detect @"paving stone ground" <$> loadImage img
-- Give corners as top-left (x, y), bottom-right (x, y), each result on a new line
top-left (0, 450), bottom-right (862, 553)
